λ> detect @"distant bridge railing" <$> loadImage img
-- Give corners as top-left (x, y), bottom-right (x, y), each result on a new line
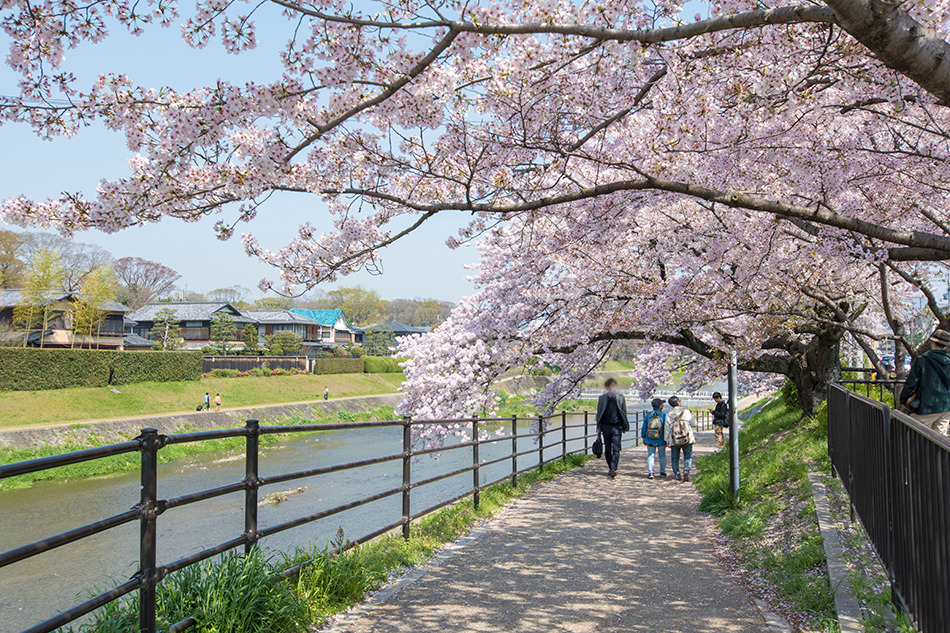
top-left (0, 407), bottom-right (711, 633)
top-left (828, 384), bottom-right (950, 632)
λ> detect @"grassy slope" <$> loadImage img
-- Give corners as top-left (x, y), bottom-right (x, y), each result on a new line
top-left (0, 373), bottom-right (405, 429)
top-left (693, 396), bottom-right (836, 631)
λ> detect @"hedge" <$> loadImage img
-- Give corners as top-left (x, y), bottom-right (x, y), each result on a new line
top-left (314, 358), bottom-right (365, 374)
top-left (363, 356), bottom-right (402, 373)
top-left (0, 348), bottom-right (203, 391)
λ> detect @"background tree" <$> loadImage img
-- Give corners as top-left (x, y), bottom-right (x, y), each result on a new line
top-left (149, 307), bottom-right (182, 350)
top-left (266, 331), bottom-right (302, 356)
top-left (327, 286), bottom-right (384, 326)
top-left (242, 323), bottom-right (260, 353)
top-left (207, 286), bottom-right (251, 307)
top-left (210, 313), bottom-right (237, 355)
top-left (0, 230), bottom-right (26, 288)
top-left (13, 248), bottom-right (65, 347)
top-left (71, 264), bottom-right (118, 348)
top-left (21, 232), bottom-right (113, 291)
top-left (114, 257), bottom-right (181, 309)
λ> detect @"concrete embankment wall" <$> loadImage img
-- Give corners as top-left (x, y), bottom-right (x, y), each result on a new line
top-left (0, 394), bottom-right (404, 450)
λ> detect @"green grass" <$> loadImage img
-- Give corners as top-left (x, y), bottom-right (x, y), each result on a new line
top-left (0, 406), bottom-right (397, 491)
top-left (0, 372), bottom-right (405, 429)
top-left (694, 395), bottom-right (836, 629)
top-left (601, 360), bottom-right (635, 371)
top-left (61, 454), bottom-right (592, 632)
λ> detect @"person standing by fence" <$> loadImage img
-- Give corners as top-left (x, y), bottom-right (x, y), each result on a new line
top-left (900, 329), bottom-right (950, 435)
top-left (641, 398), bottom-right (667, 479)
top-left (711, 392), bottom-right (729, 450)
top-left (665, 396), bottom-right (696, 482)
top-left (595, 378), bottom-right (630, 478)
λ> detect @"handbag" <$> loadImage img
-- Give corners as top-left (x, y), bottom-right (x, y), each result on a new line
top-left (904, 392), bottom-right (920, 412)
top-left (592, 435), bottom-right (603, 458)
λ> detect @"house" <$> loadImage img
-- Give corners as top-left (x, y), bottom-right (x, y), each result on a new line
top-left (126, 302), bottom-right (254, 350)
top-left (362, 320), bottom-right (430, 339)
top-left (0, 289), bottom-right (131, 349)
top-left (289, 309), bottom-right (362, 345)
top-left (241, 309), bottom-right (326, 356)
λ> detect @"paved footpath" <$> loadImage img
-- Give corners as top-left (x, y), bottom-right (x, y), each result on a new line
top-left (334, 426), bottom-right (772, 633)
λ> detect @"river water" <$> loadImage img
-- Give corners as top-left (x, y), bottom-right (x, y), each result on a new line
top-left (0, 416), bottom-right (599, 633)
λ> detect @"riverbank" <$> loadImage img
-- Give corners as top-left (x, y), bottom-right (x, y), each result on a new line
top-left (0, 372), bottom-right (405, 430)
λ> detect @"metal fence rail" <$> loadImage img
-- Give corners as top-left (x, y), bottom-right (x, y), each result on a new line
top-left (827, 384), bottom-right (950, 632)
top-left (0, 407), bottom-right (711, 633)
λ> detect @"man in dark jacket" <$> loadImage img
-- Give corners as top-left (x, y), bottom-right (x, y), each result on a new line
top-left (900, 329), bottom-right (950, 435)
top-left (595, 378), bottom-right (630, 478)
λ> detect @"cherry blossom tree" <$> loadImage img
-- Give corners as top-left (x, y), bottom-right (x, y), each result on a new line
top-left (3, 0), bottom-right (950, 417)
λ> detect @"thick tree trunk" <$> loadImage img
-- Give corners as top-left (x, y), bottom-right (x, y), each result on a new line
top-left (785, 330), bottom-right (843, 416)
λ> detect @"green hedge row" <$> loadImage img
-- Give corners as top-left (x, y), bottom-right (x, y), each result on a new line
top-left (0, 348), bottom-right (203, 391)
top-left (363, 356), bottom-right (402, 373)
top-left (314, 358), bottom-right (365, 374)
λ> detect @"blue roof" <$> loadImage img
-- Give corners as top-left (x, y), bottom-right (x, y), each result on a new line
top-left (290, 308), bottom-right (347, 327)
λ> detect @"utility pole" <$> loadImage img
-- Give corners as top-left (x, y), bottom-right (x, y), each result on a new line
top-left (727, 349), bottom-right (740, 502)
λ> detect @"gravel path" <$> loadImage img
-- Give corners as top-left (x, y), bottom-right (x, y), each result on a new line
top-left (335, 428), bottom-right (769, 633)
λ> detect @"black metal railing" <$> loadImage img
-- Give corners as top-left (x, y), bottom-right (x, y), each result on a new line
top-left (827, 384), bottom-right (950, 632)
top-left (0, 407), bottom-right (711, 633)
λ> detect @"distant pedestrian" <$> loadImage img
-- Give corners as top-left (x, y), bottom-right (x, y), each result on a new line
top-left (664, 396), bottom-right (696, 482)
top-left (595, 378), bottom-right (630, 478)
top-left (214, 393), bottom-right (222, 411)
top-left (641, 398), bottom-right (667, 480)
top-left (204, 392), bottom-right (210, 412)
top-left (710, 392), bottom-right (729, 450)
top-left (900, 329), bottom-right (950, 435)
top-left (324, 386), bottom-right (329, 401)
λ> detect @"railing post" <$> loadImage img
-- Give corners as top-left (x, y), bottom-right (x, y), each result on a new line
top-left (473, 416), bottom-right (480, 509)
top-left (561, 411), bottom-right (567, 460)
top-left (402, 416), bottom-right (412, 539)
top-left (244, 419), bottom-right (260, 554)
top-left (138, 428), bottom-right (160, 633)
top-left (511, 415), bottom-right (518, 487)
top-left (538, 416), bottom-right (544, 472)
top-left (584, 411), bottom-right (589, 452)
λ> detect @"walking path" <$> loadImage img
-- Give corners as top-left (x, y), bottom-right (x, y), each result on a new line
top-left (330, 421), bottom-right (781, 633)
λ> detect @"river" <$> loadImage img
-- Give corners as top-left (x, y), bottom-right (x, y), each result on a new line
top-left (0, 416), bottom-right (598, 633)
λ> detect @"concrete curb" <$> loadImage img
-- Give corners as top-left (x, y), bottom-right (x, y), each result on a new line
top-left (808, 470), bottom-right (865, 633)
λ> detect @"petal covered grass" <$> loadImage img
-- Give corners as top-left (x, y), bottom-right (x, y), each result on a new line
top-left (693, 395), bottom-right (837, 631)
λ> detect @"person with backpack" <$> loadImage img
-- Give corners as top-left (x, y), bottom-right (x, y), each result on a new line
top-left (595, 378), bottom-right (630, 478)
top-left (664, 396), bottom-right (696, 482)
top-left (710, 392), bottom-right (729, 450)
top-left (641, 398), bottom-right (667, 480)
top-left (900, 329), bottom-right (950, 435)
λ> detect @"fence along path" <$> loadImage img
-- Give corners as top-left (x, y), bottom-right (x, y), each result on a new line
top-left (336, 425), bottom-right (769, 633)
top-left (0, 408), bottom-right (715, 633)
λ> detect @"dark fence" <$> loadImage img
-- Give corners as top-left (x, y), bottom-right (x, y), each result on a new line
top-left (0, 407), bottom-right (710, 633)
top-left (827, 384), bottom-right (950, 632)
top-left (202, 356), bottom-right (308, 373)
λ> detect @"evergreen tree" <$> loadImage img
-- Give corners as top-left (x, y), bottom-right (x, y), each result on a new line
top-left (210, 313), bottom-right (237, 355)
top-left (242, 323), bottom-right (259, 353)
top-left (149, 307), bottom-right (182, 350)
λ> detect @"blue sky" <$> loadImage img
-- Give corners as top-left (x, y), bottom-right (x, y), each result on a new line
top-left (0, 14), bottom-right (477, 302)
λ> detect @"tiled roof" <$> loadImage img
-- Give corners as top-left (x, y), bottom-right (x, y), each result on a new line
top-left (128, 302), bottom-right (253, 323)
top-left (363, 320), bottom-right (430, 335)
top-left (290, 308), bottom-right (351, 327)
top-left (0, 289), bottom-right (130, 312)
top-left (242, 310), bottom-right (321, 325)
top-left (124, 333), bottom-right (156, 347)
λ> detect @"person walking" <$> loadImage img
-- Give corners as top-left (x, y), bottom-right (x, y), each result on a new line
top-left (595, 378), bottom-right (630, 478)
top-left (710, 392), bottom-right (729, 450)
top-left (324, 386), bottom-right (329, 401)
top-left (204, 392), bottom-right (210, 412)
top-left (214, 393), bottom-right (222, 411)
top-left (641, 398), bottom-right (667, 479)
top-left (900, 329), bottom-right (950, 435)
top-left (665, 396), bottom-right (696, 482)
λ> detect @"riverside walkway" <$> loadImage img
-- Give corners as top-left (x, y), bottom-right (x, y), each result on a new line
top-left (331, 428), bottom-right (777, 633)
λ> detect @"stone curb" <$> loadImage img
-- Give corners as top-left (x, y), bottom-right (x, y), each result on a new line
top-left (807, 470), bottom-right (865, 633)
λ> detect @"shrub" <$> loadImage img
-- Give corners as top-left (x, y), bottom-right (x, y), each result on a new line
top-left (0, 348), bottom-right (202, 391)
top-left (350, 346), bottom-right (366, 357)
top-left (210, 368), bottom-right (241, 378)
top-left (314, 358), bottom-right (365, 374)
top-left (249, 368), bottom-right (266, 377)
top-left (363, 356), bottom-right (401, 373)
